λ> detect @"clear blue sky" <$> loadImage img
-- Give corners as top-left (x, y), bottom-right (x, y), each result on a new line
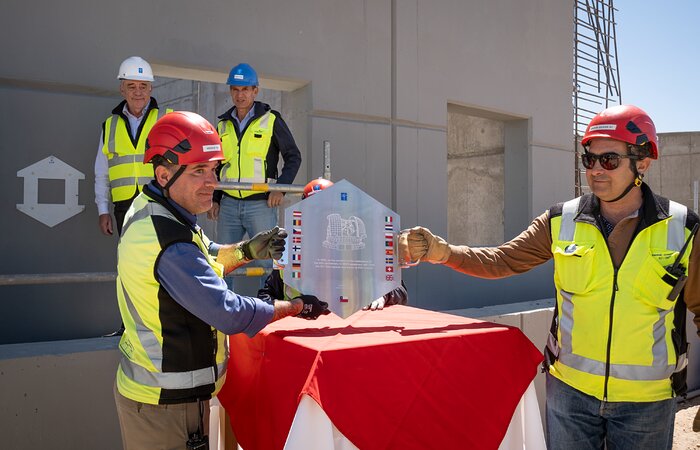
top-left (615, 0), bottom-right (700, 132)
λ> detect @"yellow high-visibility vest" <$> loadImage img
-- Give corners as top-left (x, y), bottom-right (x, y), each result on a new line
top-left (548, 197), bottom-right (692, 402)
top-left (101, 107), bottom-right (170, 202)
top-left (115, 191), bottom-right (228, 405)
top-left (218, 111), bottom-right (276, 198)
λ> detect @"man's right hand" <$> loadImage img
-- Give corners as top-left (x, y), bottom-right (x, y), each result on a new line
top-left (294, 295), bottom-right (330, 320)
top-left (98, 214), bottom-right (113, 236)
top-left (242, 226), bottom-right (287, 260)
top-left (207, 203), bottom-right (220, 221)
top-left (398, 226), bottom-right (451, 265)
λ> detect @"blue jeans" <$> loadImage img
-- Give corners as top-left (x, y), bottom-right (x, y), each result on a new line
top-left (545, 373), bottom-right (675, 450)
top-left (217, 196), bottom-right (278, 289)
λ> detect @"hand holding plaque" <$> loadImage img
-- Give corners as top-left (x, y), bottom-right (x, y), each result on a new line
top-left (242, 226), bottom-right (288, 260)
top-left (294, 295), bottom-right (331, 320)
top-left (399, 227), bottom-right (450, 265)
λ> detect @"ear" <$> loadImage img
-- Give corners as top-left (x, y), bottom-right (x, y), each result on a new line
top-left (636, 157), bottom-right (652, 175)
top-left (154, 165), bottom-right (171, 187)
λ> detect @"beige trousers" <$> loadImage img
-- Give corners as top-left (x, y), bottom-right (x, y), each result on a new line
top-left (114, 382), bottom-right (210, 450)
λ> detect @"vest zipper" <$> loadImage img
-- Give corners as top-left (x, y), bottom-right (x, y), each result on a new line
top-left (236, 138), bottom-right (243, 198)
top-left (603, 268), bottom-right (619, 401)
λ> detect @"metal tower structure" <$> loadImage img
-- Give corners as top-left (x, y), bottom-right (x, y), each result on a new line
top-left (573, 0), bottom-right (622, 196)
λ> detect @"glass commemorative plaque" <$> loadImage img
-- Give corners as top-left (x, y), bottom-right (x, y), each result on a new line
top-left (282, 179), bottom-right (400, 318)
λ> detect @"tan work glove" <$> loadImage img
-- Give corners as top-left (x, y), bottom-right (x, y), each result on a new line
top-left (398, 226), bottom-right (450, 265)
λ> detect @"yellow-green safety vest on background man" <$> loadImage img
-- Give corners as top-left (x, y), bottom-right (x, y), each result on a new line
top-left (101, 108), bottom-right (170, 202)
top-left (548, 197), bottom-right (692, 402)
top-left (218, 111), bottom-right (276, 198)
top-left (115, 192), bottom-right (228, 405)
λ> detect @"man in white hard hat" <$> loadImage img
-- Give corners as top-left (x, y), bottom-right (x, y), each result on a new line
top-left (94, 56), bottom-right (172, 336)
top-left (94, 56), bottom-right (171, 237)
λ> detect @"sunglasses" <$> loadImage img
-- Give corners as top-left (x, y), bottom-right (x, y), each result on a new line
top-left (581, 152), bottom-right (639, 170)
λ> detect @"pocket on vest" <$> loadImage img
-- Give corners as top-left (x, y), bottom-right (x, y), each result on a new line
top-left (633, 252), bottom-right (676, 310)
top-left (553, 242), bottom-right (595, 294)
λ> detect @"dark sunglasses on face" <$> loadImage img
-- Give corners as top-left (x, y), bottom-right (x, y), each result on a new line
top-left (581, 152), bottom-right (639, 170)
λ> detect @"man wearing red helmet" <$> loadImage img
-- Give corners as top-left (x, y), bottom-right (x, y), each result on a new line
top-left (258, 178), bottom-right (409, 310)
top-left (113, 111), bottom-right (328, 449)
top-left (399, 105), bottom-right (699, 449)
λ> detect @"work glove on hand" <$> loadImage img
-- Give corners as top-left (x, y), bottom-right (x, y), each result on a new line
top-left (241, 226), bottom-right (288, 261)
top-left (398, 226), bottom-right (450, 265)
top-left (294, 295), bottom-right (331, 320)
top-left (363, 296), bottom-right (386, 311)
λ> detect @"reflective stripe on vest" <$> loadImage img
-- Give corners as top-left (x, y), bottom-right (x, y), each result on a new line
top-left (549, 197), bottom-right (692, 401)
top-left (218, 112), bottom-right (276, 198)
top-left (118, 276), bottom-right (227, 389)
top-left (103, 108), bottom-right (169, 202)
top-left (117, 193), bottom-right (228, 403)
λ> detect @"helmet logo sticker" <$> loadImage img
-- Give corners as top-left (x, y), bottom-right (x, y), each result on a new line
top-left (203, 144), bottom-right (221, 153)
top-left (589, 124), bottom-right (617, 131)
top-left (234, 74), bottom-right (244, 80)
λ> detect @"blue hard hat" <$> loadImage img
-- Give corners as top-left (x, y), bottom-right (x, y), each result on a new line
top-left (227, 63), bottom-right (258, 86)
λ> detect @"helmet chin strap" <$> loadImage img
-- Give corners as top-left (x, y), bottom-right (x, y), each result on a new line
top-left (601, 160), bottom-right (643, 203)
top-left (161, 165), bottom-right (187, 198)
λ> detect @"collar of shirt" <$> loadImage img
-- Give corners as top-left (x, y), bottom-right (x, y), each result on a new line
top-left (145, 181), bottom-right (199, 228)
top-left (232, 104), bottom-right (256, 131)
top-left (600, 209), bottom-right (640, 237)
top-left (122, 100), bottom-right (151, 139)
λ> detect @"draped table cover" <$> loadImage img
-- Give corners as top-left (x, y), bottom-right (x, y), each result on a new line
top-left (217, 305), bottom-right (543, 450)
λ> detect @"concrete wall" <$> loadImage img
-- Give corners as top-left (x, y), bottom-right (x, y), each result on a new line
top-left (1, 0), bottom-right (574, 343)
top-left (447, 108), bottom-right (505, 246)
top-left (0, 339), bottom-right (122, 449)
top-left (646, 132), bottom-right (700, 212)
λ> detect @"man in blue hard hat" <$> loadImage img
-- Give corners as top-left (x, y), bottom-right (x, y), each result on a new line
top-left (208, 63), bottom-right (302, 289)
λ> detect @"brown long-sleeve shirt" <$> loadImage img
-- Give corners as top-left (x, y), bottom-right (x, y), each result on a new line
top-left (443, 194), bottom-right (700, 333)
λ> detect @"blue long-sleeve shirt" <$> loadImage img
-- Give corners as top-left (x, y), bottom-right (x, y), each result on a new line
top-left (146, 183), bottom-right (274, 337)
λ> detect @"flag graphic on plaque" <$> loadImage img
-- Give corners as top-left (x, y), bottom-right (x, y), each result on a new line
top-left (281, 179), bottom-right (400, 318)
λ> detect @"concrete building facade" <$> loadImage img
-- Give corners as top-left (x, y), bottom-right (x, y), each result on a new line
top-left (1, 0), bottom-right (574, 344)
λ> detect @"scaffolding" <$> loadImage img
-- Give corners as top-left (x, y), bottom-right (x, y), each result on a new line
top-left (573, 0), bottom-right (622, 196)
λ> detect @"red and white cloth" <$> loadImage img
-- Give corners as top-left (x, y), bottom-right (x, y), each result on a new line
top-left (217, 305), bottom-right (543, 450)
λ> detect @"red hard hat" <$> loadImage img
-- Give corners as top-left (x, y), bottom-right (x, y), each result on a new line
top-left (581, 105), bottom-right (658, 159)
top-left (145, 111), bottom-right (225, 165)
top-left (302, 178), bottom-right (334, 199)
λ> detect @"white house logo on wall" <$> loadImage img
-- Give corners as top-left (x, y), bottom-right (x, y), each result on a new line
top-left (282, 179), bottom-right (400, 318)
top-left (16, 156), bottom-right (85, 227)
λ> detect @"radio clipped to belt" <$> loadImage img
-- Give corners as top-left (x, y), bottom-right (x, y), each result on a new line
top-left (664, 223), bottom-right (699, 301)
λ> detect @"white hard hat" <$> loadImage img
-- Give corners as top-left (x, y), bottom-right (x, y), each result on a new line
top-left (117, 56), bottom-right (154, 82)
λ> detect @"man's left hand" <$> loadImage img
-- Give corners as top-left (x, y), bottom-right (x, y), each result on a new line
top-left (241, 226), bottom-right (288, 260)
top-left (268, 191), bottom-right (284, 208)
top-left (294, 295), bottom-right (331, 320)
